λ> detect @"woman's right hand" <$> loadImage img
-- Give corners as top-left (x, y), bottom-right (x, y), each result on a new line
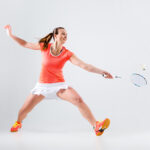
top-left (102, 71), bottom-right (113, 79)
top-left (4, 24), bottom-right (12, 37)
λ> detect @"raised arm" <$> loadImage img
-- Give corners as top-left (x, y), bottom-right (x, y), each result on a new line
top-left (69, 54), bottom-right (113, 79)
top-left (4, 24), bottom-right (40, 50)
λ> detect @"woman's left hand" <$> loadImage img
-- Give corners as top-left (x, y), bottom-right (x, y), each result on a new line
top-left (4, 24), bottom-right (12, 37)
top-left (102, 71), bottom-right (113, 79)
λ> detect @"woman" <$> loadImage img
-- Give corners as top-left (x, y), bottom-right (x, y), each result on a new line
top-left (4, 24), bottom-right (113, 136)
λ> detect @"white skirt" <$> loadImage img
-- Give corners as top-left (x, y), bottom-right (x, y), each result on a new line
top-left (30, 82), bottom-right (69, 100)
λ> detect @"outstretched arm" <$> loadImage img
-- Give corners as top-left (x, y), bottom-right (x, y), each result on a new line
top-left (4, 24), bottom-right (40, 50)
top-left (69, 54), bottom-right (113, 79)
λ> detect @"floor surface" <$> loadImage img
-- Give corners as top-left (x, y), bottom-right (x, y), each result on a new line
top-left (0, 130), bottom-right (150, 150)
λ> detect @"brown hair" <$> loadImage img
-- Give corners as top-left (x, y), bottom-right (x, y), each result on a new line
top-left (38, 27), bottom-right (65, 50)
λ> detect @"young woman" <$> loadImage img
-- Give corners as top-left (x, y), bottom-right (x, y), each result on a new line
top-left (4, 24), bottom-right (113, 136)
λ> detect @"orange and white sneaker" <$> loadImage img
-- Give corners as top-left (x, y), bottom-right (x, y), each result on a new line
top-left (94, 118), bottom-right (110, 136)
top-left (10, 121), bottom-right (22, 132)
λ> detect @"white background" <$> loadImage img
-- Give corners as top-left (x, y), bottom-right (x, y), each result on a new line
top-left (0, 0), bottom-right (150, 136)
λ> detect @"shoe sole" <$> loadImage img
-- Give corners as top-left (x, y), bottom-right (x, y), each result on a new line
top-left (96, 118), bottom-right (110, 136)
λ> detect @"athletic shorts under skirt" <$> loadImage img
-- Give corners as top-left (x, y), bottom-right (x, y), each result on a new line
top-left (30, 82), bottom-right (69, 100)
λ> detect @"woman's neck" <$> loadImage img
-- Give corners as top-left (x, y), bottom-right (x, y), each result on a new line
top-left (52, 41), bottom-right (63, 52)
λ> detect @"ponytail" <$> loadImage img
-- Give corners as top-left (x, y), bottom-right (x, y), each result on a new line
top-left (39, 27), bottom-right (65, 50)
top-left (38, 32), bottom-right (53, 50)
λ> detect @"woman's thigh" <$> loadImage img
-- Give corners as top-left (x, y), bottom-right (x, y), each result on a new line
top-left (20, 94), bottom-right (45, 112)
top-left (56, 86), bottom-right (83, 105)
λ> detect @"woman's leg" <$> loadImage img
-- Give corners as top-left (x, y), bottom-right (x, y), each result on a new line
top-left (17, 94), bottom-right (45, 123)
top-left (56, 86), bottom-right (97, 127)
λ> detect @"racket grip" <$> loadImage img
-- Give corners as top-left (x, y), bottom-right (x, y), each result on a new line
top-left (102, 74), bottom-right (107, 78)
top-left (115, 75), bottom-right (122, 78)
top-left (102, 74), bottom-right (121, 78)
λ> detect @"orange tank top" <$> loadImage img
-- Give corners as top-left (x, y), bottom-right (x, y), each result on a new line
top-left (39, 42), bottom-right (74, 83)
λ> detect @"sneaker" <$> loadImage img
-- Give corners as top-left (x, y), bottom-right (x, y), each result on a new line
top-left (10, 121), bottom-right (22, 132)
top-left (94, 118), bottom-right (110, 136)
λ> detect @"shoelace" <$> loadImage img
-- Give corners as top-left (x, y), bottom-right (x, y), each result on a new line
top-left (13, 122), bottom-right (20, 128)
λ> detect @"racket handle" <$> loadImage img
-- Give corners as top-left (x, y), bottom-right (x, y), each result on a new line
top-left (115, 75), bottom-right (122, 78)
top-left (102, 74), bottom-right (121, 78)
top-left (102, 74), bottom-right (122, 79)
top-left (102, 74), bottom-right (106, 78)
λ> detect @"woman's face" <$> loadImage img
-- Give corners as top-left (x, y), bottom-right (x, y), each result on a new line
top-left (54, 29), bottom-right (67, 44)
